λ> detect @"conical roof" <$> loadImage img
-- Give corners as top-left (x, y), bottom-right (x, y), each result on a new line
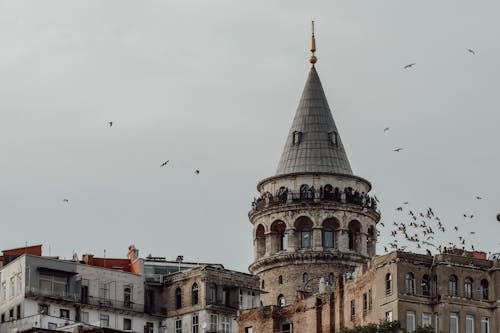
top-left (276, 66), bottom-right (353, 176)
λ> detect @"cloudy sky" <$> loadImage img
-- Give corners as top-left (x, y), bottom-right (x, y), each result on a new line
top-left (1, 1), bottom-right (499, 271)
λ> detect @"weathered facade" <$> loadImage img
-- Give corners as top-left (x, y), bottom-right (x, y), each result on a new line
top-left (163, 266), bottom-right (259, 333)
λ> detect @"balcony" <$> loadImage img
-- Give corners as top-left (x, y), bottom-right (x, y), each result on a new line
top-left (25, 286), bottom-right (79, 302)
top-left (81, 296), bottom-right (144, 312)
top-left (249, 189), bottom-right (379, 217)
top-left (0, 314), bottom-right (76, 333)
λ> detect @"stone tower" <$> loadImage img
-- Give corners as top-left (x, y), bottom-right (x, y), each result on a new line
top-left (248, 28), bottom-right (380, 306)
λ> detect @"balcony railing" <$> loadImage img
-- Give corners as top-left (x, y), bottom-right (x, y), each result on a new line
top-left (82, 296), bottom-right (144, 312)
top-left (250, 189), bottom-right (379, 216)
top-left (26, 287), bottom-right (143, 312)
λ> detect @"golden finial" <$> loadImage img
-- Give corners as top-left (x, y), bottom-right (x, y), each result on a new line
top-left (309, 20), bottom-right (317, 65)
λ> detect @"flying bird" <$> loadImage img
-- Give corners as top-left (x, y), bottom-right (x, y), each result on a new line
top-left (403, 63), bottom-right (416, 69)
top-left (62, 199), bottom-right (69, 203)
top-left (467, 49), bottom-right (475, 55)
top-left (475, 196), bottom-right (482, 200)
top-left (383, 127), bottom-right (390, 132)
top-left (194, 170), bottom-right (200, 175)
top-left (108, 121), bottom-right (113, 127)
top-left (160, 160), bottom-right (169, 167)
top-left (393, 148), bottom-right (403, 152)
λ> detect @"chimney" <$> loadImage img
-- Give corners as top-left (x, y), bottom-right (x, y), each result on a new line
top-left (82, 254), bottom-right (94, 265)
top-left (128, 245), bottom-right (139, 261)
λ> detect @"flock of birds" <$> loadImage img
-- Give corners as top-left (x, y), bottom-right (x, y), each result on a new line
top-left (61, 121), bottom-right (200, 204)
top-left (379, 194), bottom-right (500, 256)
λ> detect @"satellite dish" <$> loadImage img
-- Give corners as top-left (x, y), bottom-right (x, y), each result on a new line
top-left (202, 322), bottom-right (207, 329)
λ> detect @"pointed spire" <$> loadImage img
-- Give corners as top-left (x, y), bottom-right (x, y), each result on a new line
top-left (275, 40), bottom-right (352, 176)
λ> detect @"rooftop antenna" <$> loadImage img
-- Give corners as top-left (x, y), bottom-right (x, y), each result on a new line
top-left (309, 20), bottom-right (317, 65)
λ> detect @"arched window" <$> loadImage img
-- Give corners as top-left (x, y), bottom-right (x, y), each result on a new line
top-left (464, 277), bottom-right (473, 299)
top-left (303, 272), bottom-right (309, 283)
top-left (175, 287), bottom-right (182, 309)
top-left (385, 273), bottom-right (392, 295)
top-left (299, 184), bottom-right (310, 199)
top-left (191, 283), bottom-right (199, 306)
top-left (255, 224), bottom-right (266, 258)
top-left (295, 217), bottom-right (313, 249)
top-left (271, 220), bottom-right (288, 252)
top-left (449, 275), bottom-right (458, 296)
top-left (405, 272), bottom-right (415, 295)
top-left (278, 276), bottom-right (283, 285)
top-left (277, 294), bottom-right (285, 307)
top-left (422, 275), bottom-right (430, 296)
top-left (348, 220), bottom-right (361, 252)
top-left (480, 279), bottom-right (489, 300)
top-left (261, 280), bottom-right (265, 290)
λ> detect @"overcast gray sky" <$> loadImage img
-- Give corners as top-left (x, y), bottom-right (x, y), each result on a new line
top-left (1, 1), bottom-right (499, 271)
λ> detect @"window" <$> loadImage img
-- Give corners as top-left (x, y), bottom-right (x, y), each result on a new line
top-left (209, 314), bottom-right (218, 332)
top-left (292, 131), bottom-right (302, 145)
top-left (124, 287), bottom-right (132, 308)
top-left (175, 319), bottom-right (182, 333)
top-left (302, 272), bottom-right (309, 283)
top-left (9, 277), bottom-right (14, 298)
top-left (280, 232), bottom-right (288, 250)
top-left (300, 228), bottom-right (311, 248)
top-left (1, 283), bottom-right (6, 302)
top-left (406, 311), bottom-right (416, 333)
top-left (124, 318), bottom-right (132, 331)
top-left (192, 314), bottom-right (199, 333)
top-left (464, 277), bottom-right (473, 299)
top-left (466, 315), bottom-right (474, 333)
top-left (449, 275), bottom-right (458, 296)
top-left (81, 311), bottom-right (89, 324)
top-left (449, 312), bottom-right (459, 333)
top-left (222, 287), bottom-right (230, 306)
top-left (1, 313), bottom-right (5, 323)
top-left (39, 274), bottom-right (68, 297)
top-left (175, 287), bottom-right (182, 309)
top-left (245, 327), bottom-right (253, 333)
top-left (191, 283), bottom-right (199, 306)
top-left (480, 317), bottom-right (489, 333)
top-left (100, 314), bottom-right (110, 327)
top-left (328, 273), bottom-right (334, 286)
top-left (385, 273), bottom-right (392, 295)
top-left (9, 308), bottom-right (13, 320)
top-left (145, 322), bottom-right (154, 333)
top-left (348, 230), bottom-right (354, 250)
top-left (277, 294), bottom-right (285, 307)
top-left (362, 293), bottom-right (368, 314)
top-left (261, 280), bottom-right (265, 290)
top-left (422, 313), bottom-right (432, 328)
top-left (368, 289), bottom-right (372, 310)
top-left (422, 274), bottom-right (431, 296)
top-left (350, 300), bottom-right (355, 321)
top-left (16, 275), bottom-right (22, 295)
top-left (60, 309), bottom-right (70, 319)
top-left (48, 323), bottom-right (57, 330)
top-left (38, 304), bottom-right (49, 315)
top-left (405, 272), bottom-right (415, 295)
top-left (16, 305), bottom-right (20, 319)
top-left (210, 284), bottom-right (217, 303)
top-left (480, 279), bottom-right (489, 300)
top-left (435, 315), bottom-right (439, 333)
top-left (221, 315), bottom-right (230, 333)
top-left (328, 131), bottom-right (338, 147)
top-left (99, 281), bottom-right (110, 300)
top-left (278, 276), bottom-right (283, 284)
top-left (282, 323), bottom-right (293, 333)
top-left (323, 228), bottom-right (334, 248)
top-left (239, 289), bottom-right (243, 309)
top-left (386, 311), bottom-right (393, 322)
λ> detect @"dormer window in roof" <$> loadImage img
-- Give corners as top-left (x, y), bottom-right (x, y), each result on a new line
top-left (292, 131), bottom-right (302, 145)
top-left (328, 131), bottom-right (338, 147)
